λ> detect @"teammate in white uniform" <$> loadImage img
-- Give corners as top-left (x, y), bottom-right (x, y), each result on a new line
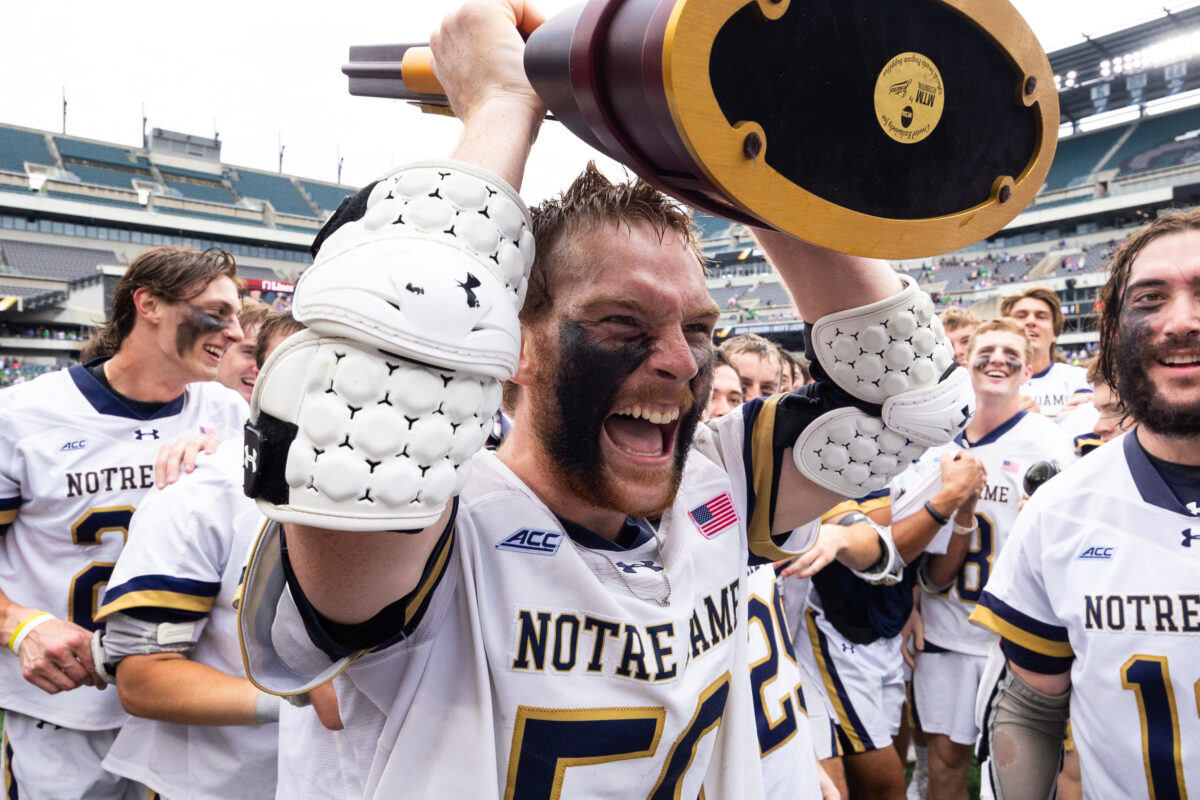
top-left (90, 311), bottom-right (307, 800)
top-left (972, 209), bottom-right (1200, 800)
top-left (0, 245), bottom-right (247, 799)
top-left (234, 3), bottom-right (970, 798)
top-left (1000, 286), bottom-right (1090, 420)
top-left (894, 318), bottom-right (1072, 800)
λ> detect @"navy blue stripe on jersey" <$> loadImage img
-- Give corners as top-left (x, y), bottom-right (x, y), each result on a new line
top-left (1030, 364), bottom-right (1052, 380)
top-left (974, 592), bottom-right (1072, 651)
top-left (0, 495), bottom-right (18, 536)
top-left (69, 363), bottom-right (186, 420)
top-left (1000, 638), bottom-right (1073, 675)
top-left (954, 410), bottom-right (1026, 449)
top-left (906, 679), bottom-right (923, 734)
top-left (286, 498), bottom-right (458, 660)
top-left (4, 730), bottom-right (17, 800)
top-left (98, 574), bottom-right (222, 619)
top-left (740, 397), bottom-right (765, 534)
top-left (920, 640), bottom-right (952, 654)
top-left (808, 610), bottom-right (878, 753)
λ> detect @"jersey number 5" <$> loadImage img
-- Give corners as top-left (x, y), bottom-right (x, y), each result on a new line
top-left (68, 506), bottom-right (133, 632)
top-left (504, 672), bottom-right (731, 799)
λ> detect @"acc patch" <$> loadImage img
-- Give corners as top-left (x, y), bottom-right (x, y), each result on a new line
top-left (496, 528), bottom-right (563, 556)
top-left (1078, 546), bottom-right (1114, 560)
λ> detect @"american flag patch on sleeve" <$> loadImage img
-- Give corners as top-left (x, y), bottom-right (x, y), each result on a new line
top-left (689, 492), bottom-right (738, 539)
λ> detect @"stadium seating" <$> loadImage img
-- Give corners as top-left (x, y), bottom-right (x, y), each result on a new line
top-left (55, 137), bottom-right (141, 168)
top-left (226, 169), bottom-right (316, 218)
top-left (0, 283), bottom-right (53, 300)
top-left (276, 223), bottom-right (320, 234)
top-left (0, 240), bottom-right (120, 283)
top-left (65, 164), bottom-right (153, 191)
top-left (238, 264), bottom-right (283, 282)
top-left (158, 165), bottom-right (224, 182)
top-left (742, 282), bottom-right (793, 308)
top-left (46, 190), bottom-right (143, 211)
top-left (0, 183), bottom-right (31, 195)
top-left (1041, 127), bottom-right (1125, 192)
top-left (0, 127), bottom-right (54, 174)
top-left (299, 180), bottom-right (354, 212)
top-left (692, 212), bottom-right (735, 241)
top-left (1110, 105), bottom-right (1200, 178)
top-left (164, 179), bottom-right (235, 205)
top-left (154, 207), bottom-right (266, 227)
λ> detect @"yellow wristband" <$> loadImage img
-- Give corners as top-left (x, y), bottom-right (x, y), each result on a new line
top-left (8, 612), bottom-right (54, 655)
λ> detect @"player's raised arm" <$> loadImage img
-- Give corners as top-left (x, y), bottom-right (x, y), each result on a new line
top-left (242, 0), bottom-right (539, 625)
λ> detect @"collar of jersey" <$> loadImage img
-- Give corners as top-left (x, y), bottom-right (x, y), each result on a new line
top-left (1029, 363), bottom-right (1053, 380)
top-left (70, 362), bottom-right (186, 420)
top-left (1125, 429), bottom-right (1200, 516)
top-left (556, 515), bottom-right (655, 552)
top-left (954, 410), bottom-right (1027, 449)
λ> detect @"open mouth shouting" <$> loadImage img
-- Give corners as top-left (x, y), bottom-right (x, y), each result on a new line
top-left (602, 403), bottom-right (685, 465)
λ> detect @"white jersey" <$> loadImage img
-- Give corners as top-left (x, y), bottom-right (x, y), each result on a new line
top-left (0, 365), bottom-right (245, 729)
top-left (240, 395), bottom-right (818, 800)
top-left (96, 442), bottom-right (277, 800)
top-left (893, 411), bottom-right (1073, 656)
top-left (1020, 362), bottom-right (1090, 419)
top-left (972, 432), bottom-right (1200, 800)
top-left (746, 564), bottom-right (820, 799)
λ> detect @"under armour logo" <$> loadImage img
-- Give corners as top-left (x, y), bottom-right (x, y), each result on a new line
top-left (1182, 529), bottom-right (1200, 548)
top-left (1187, 502), bottom-right (1200, 516)
top-left (243, 444), bottom-right (259, 474)
top-left (458, 272), bottom-right (481, 308)
top-left (134, 428), bottom-right (159, 440)
top-left (841, 643), bottom-right (855, 653)
top-left (616, 560), bottom-right (663, 573)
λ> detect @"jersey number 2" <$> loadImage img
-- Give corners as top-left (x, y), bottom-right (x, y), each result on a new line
top-left (68, 506), bottom-right (133, 631)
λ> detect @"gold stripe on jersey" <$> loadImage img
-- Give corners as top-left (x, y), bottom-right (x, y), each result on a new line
top-left (820, 500), bottom-right (861, 522)
top-left (96, 590), bottom-right (216, 620)
top-left (0, 508), bottom-right (16, 525)
top-left (858, 495), bottom-right (891, 516)
top-left (969, 606), bottom-right (1075, 659)
top-left (747, 394), bottom-right (807, 563)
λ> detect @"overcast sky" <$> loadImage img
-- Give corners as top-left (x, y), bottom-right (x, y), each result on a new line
top-left (1, 0), bottom-right (1191, 203)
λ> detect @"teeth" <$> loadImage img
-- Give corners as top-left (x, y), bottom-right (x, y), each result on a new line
top-left (613, 404), bottom-right (680, 424)
top-left (203, 345), bottom-right (223, 358)
top-left (1162, 355), bottom-right (1200, 365)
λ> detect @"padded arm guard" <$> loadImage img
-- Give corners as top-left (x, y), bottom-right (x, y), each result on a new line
top-left (838, 512), bottom-right (903, 586)
top-left (244, 330), bottom-right (500, 531)
top-left (791, 275), bottom-right (973, 496)
top-left (983, 667), bottom-right (1069, 800)
top-left (292, 161), bottom-right (534, 379)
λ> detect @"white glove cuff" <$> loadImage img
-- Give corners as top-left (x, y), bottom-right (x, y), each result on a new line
top-left (245, 329), bottom-right (500, 531)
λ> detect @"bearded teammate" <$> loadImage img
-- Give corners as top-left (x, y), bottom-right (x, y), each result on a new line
top-left (894, 318), bottom-right (1072, 800)
top-left (234, 3), bottom-right (971, 797)
top-left (972, 209), bottom-right (1200, 799)
top-left (0, 246), bottom-right (248, 798)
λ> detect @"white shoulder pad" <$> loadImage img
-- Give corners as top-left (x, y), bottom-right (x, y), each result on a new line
top-left (294, 161), bottom-right (534, 379)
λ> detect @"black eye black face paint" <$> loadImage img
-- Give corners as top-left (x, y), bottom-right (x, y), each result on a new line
top-left (176, 305), bottom-right (229, 359)
top-left (536, 319), bottom-right (713, 515)
top-left (1117, 308), bottom-right (1200, 437)
top-left (971, 352), bottom-right (1021, 374)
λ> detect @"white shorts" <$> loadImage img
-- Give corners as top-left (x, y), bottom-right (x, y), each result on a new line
top-left (911, 648), bottom-right (987, 746)
top-left (797, 657), bottom-right (842, 762)
top-left (798, 605), bottom-right (906, 754)
top-left (2, 710), bottom-right (149, 800)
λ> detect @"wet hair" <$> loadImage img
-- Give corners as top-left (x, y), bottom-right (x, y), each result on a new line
top-left (1097, 208), bottom-right (1200, 393)
top-left (966, 317), bottom-right (1033, 366)
top-left (253, 311), bottom-right (304, 369)
top-left (86, 246), bottom-right (241, 359)
top-left (1000, 285), bottom-right (1064, 337)
top-left (522, 163), bottom-right (704, 324)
